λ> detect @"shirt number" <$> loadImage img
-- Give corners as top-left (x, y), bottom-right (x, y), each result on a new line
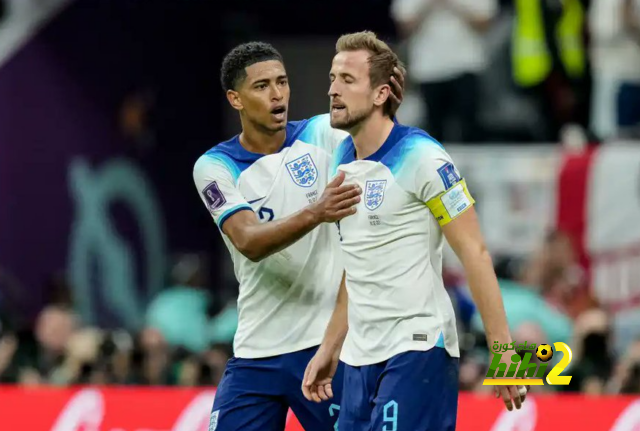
top-left (258, 207), bottom-right (275, 221)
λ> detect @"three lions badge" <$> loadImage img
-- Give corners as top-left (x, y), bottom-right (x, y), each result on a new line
top-left (286, 153), bottom-right (318, 188)
top-left (364, 180), bottom-right (387, 211)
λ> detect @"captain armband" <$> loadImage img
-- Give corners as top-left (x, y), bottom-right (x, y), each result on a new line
top-left (425, 178), bottom-right (475, 226)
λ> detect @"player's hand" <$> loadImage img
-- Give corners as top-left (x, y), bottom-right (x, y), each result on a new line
top-left (491, 348), bottom-right (530, 411)
top-left (493, 383), bottom-right (529, 411)
top-left (302, 347), bottom-right (340, 403)
top-left (311, 171), bottom-right (361, 223)
top-left (487, 345), bottom-right (531, 411)
top-left (388, 66), bottom-right (406, 119)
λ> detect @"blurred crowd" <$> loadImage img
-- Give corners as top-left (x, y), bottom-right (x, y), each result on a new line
top-left (392, 0), bottom-right (640, 144)
top-left (0, 254), bottom-right (238, 389)
top-left (449, 230), bottom-right (640, 395)
top-left (1, 230), bottom-right (639, 395)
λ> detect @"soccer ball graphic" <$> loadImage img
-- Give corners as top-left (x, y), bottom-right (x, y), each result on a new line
top-left (536, 344), bottom-right (554, 362)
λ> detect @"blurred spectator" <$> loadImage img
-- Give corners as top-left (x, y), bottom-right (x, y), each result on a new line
top-left (119, 88), bottom-right (158, 152)
top-left (391, 0), bottom-right (498, 143)
top-left (52, 327), bottom-right (105, 385)
top-left (609, 338), bottom-right (640, 393)
top-left (145, 286), bottom-right (212, 354)
top-left (205, 343), bottom-right (233, 385)
top-left (520, 230), bottom-right (592, 318)
top-left (589, 0), bottom-right (640, 140)
top-left (135, 327), bottom-right (172, 385)
top-left (619, 0), bottom-right (640, 137)
top-left (469, 275), bottom-right (574, 346)
top-left (468, 240), bottom-right (576, 345)
top-left (0, 304), bottom-right (80, 385)
top-left (511, 0), bottom-right (590, 142)
top-left (145, 253), bottom-right (237, 354)
top-left (0, 331), bottom-right (17, 382)
top-left (563, 308), bottom-right (614, 393)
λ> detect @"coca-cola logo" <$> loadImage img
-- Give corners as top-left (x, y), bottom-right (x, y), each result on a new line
top-left (42, 388), bottom-right (640, 431)
top-left (489, 397), bottom-right (537, 431)
top-left (50, 389), bottom-right (217, 431)
top-left (172, 390), bottom-right (216, 431)
top-left (610, 400), bottom-right (640, 431)
top-left (50, 389), bottom-right (104, 431)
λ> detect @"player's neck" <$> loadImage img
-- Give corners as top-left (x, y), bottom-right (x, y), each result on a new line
top-left (351, 114), bottom-right (395, 160)
top-left (239, 122), bottom-right (286, 155)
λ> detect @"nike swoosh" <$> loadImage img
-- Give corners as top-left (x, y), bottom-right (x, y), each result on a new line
top-left (248, 197), bottom-right (266, 204)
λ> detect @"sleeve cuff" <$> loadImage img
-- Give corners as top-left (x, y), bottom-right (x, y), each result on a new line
top-left (217, 204), bottom-right (253, 230)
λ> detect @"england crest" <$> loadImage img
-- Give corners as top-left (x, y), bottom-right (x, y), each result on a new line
top-left (202, 181), bottom-right (226, 213)
top-left (365, 180), bottom-right (387, 211)
top-left (286, 153), bottom-right (318, 188)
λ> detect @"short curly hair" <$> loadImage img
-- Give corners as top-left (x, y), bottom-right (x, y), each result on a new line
top-left (220, 42), bottom-right (284, 92)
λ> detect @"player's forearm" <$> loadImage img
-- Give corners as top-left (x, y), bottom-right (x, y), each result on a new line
top-left (230, 171), bottom-right (359, 262)
top-left (318, 274), bottom-right (349, 357)
top-left (459, 245), bottom-right (511, 344)
top-left (236, 207), bottom-right (321, 262)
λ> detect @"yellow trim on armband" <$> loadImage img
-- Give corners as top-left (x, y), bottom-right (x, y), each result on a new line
top-left (426, 178), bottom-right (475, 226)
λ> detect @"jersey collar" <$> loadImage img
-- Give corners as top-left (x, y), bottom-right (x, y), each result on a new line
top-left (229, 121), bottom-right (301, 164)
top-left (345, 122), bottom-right (402, 163)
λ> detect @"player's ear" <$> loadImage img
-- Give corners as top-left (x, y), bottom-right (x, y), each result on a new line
top-left (373, 84), bottom-right (391, 108)
top-left (226, 89), bottom-right (243, 111)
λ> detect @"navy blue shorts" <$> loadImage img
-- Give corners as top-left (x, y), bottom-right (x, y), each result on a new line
top-left (209, 346), bottom-right (344, 431)
top-left (338, 348), bottom-right (459, 431)
top-left (618, 82), bottom-right (640, 128)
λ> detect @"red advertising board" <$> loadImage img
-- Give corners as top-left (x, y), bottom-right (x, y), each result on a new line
top-left (0, 387), bottom-right (638, 431)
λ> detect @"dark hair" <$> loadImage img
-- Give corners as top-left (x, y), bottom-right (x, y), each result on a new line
top-left (220, 42), bottom-right (284, 92)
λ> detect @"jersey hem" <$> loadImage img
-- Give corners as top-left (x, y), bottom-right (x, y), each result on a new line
top-left (232, 336), bottom-right (325, 359)
top-left (340, 343), bottom-right (460, 367)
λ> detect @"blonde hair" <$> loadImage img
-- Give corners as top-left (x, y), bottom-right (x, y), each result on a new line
top-left (335, 31), bottom-right (405, 116)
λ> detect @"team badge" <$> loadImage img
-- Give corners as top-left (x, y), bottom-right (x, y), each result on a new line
top-left (208, 410), bottom-right (219, 431)
top-left (364, 180), bottom-right (387, 211)
top-left (286, 153), bottom-right (318, 188)
top-left (202, 181), bottom-right (226, 213)
top-left (437, 162), bottom-right (461, 189)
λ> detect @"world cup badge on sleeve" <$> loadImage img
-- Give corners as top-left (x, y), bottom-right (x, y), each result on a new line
top-left (364, 180), bottom-right (387, 211)
top-left (286, 153), bottom-right (318, 188)
top-left (437, 162), bottom-right (461, 189)
top-left (202, 181), bottom-right (226, 213)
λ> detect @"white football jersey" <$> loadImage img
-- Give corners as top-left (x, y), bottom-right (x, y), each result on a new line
top-left (193, 114), bottom-right (348, 359)
top-left (333, 123), bottom-right (475, 366)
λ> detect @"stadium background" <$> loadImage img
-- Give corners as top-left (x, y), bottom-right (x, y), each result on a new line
top-left (0, 0), bottom-right (639, 429)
